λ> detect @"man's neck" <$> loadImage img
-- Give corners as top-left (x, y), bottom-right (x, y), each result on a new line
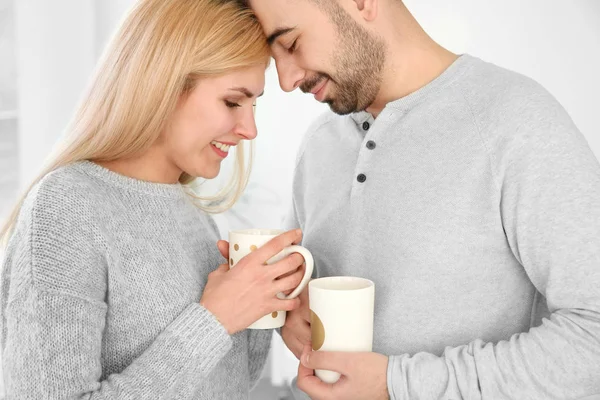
top-left (366, 45), bottom-right (458, 118)
top-left (365, 2), bottom-right (458, 118)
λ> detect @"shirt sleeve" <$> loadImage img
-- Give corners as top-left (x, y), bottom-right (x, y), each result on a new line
top-left (387, 82), bottom-right (600, 399)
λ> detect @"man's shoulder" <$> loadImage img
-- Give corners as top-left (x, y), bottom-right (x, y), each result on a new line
top-left (463, 56), bottom-right (583, 162)
top-left (462, 55), bottom-right (560, 119)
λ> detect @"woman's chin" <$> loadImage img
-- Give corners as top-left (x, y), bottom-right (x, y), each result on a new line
top-left (190, 166), bottom-right (220, 180)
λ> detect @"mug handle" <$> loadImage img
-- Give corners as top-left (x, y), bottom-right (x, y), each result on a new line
top-left (278, 245), bottom-right (314, 299)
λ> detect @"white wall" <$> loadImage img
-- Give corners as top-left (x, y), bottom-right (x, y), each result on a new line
top-left (14, 0), bottom-right (139, 188)
top-left (14, 0), bottom-right (97, 187)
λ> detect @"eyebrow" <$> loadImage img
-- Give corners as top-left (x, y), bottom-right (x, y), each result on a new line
top-left (230, 87), bottom-right (264, 98)
top-left (267, 27), bottom-right (295, 46)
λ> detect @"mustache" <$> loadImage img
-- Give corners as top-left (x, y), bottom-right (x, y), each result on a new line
top-left (300, 73), bottom-right (331, 93)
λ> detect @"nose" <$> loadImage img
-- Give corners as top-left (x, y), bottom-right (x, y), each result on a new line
top-left (233, 107), bottom-right (258, 141)
top-left (274, 56), bottom-right (305, 92)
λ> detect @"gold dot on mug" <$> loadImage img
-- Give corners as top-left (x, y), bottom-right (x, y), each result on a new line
top-left (230, 258), bottom-right (233, 266)
top-left (234, 244), bottom-right (239, 251)
top-left (311, 310), bottom-right (325, 351)
top-left (271, 312), bottom-right (278, 318)
top-left (250, 245), bottom-right (257, 252)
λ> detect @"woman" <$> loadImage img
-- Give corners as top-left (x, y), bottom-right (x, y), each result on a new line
top-left (0, 0), bottom-right (305, 398)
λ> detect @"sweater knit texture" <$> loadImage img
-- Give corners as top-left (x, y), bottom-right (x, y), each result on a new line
top-left (1, 161), bottom-right (272, 399)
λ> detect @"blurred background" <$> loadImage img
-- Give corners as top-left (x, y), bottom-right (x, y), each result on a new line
top-left (0, 0), bottom-right (599, 398)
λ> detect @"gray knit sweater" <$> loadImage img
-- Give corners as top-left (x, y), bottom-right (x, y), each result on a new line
top-left (0, 161), bottom-right (272, 399)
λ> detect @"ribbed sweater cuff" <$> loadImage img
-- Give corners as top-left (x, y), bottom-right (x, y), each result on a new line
top-left (162, 303), bottom-right (232, 374)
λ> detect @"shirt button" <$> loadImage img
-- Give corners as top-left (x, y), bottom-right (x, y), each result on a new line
top-left (366, 140), bottom-right (376, 150)
top-left (362, 121), bottom-right (370, 131)
top-left (357, 173), bottom-right (367, 183)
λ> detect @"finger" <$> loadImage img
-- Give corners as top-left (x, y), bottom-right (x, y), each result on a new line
top-left (270, 253), bottom-right (306, 279)
top-left (271, 297), bottom-right (301, 312)
top-left (277, 264), bottom-right (305, 295)
top-left (297, 354), bottom-right (335, 398)
top-left (253, 229), bottom-right (302, 262)
top-left (292, 229), bottom-right (303, 245)
top-left (274, 270), bottom-right (304, 294)
top-left (217, 240), bottom-right (229, 260)
top-left (298, 287), bottom-right (311, 322)
top-left (277, 262), bottom-right (305, 281)
top-left (297, 360), bottom-right (314, 380)
top-left (301, 348), bottom-right (353, 376)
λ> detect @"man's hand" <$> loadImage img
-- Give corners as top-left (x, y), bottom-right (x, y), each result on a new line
top-left (281, 287), bottom-right (311, 359)
top-left (297, 345), bottom-right (390, 400)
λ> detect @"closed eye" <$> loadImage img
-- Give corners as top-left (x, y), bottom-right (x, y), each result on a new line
top-left (225, 100), bottom-right (241, 108)
top-left (288, 39), bottom-right (298, 54)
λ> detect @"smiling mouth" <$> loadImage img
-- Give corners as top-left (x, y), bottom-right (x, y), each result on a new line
top-left (311, 79), bottom-right (328, 95)
top-left (210, 141), bottom-right (231, 153)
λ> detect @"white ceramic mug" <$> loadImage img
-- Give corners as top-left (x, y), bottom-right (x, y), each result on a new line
top-left (309, 276), bottom-right (375, 383)
top-left (229, 229), bottom-right (314, 329)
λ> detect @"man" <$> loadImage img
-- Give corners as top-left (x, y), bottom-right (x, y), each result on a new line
top-left (229, 0), bottom-right (600, 398)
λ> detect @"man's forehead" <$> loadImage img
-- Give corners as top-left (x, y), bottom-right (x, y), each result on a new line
top-left (246, 0), bottom-right (298, 42)
top-left (249, 0), bottom-right (306, 26)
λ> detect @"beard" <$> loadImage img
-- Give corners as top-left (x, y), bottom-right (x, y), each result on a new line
top-left (301, 3), bottom-right (386, 115)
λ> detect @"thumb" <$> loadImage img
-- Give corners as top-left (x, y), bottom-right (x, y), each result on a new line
top-left (301, 346), bottom-right (350, 375)
top-left (217, 240), bottom-right (229, 260)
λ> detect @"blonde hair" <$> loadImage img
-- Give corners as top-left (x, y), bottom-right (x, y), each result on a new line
top-left (1, 0), bottom-right (270, 244)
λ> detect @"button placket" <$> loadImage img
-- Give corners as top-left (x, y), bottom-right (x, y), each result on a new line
top-left (361, 117), bottom-right (376, 151)
top-left (355, 118), bottom-right (375, 188)
top-left (352, 116), bottom-right (377, 197)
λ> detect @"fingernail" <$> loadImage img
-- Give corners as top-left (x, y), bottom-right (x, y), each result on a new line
top-left (302, 352), bottom-right (310, 366)
top-left (295, 229), bottom-right (302, 236)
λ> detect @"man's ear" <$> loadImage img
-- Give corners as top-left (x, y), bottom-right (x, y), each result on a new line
top-left (353, 0), bottom-right (378, 22)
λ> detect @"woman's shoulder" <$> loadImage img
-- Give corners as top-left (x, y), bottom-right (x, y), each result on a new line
top-left (7, 162), bottom-right (108, 302)
top-left (21, 161), bottom-right (106, 241)
top-left (39, 160), bottom-right (100, 195)
top-left (13, 164), bottom-right (95, 235)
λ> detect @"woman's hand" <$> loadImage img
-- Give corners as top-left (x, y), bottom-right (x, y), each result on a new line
top-left (200, 229), bottom-right (305, 334)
